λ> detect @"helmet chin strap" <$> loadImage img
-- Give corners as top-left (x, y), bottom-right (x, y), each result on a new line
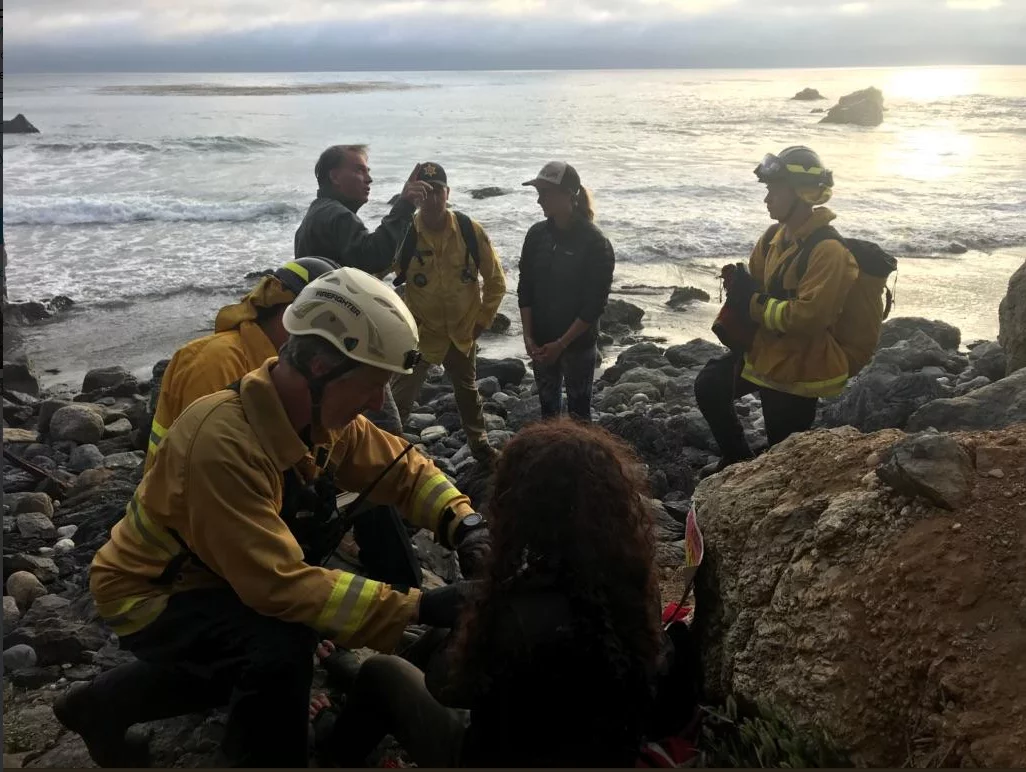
top-left (782, 192), bottom-right (803, 224)
top-left (300, 359), bottom-right (361, 437)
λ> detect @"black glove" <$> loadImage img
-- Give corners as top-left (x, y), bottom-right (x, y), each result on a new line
top-left (455, 523), bottom-right (492, 579)
top-left (724, 263), bottom-right (759, 314)
top-left (418, 581), bottom-right (483, 629)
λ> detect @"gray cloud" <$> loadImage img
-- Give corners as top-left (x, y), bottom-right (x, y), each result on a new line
top-left (4, 0), bottom-right (1024, 72)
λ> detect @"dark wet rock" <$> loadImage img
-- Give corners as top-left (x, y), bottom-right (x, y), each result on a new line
top-left (602, 298), bottom-right (645, 330)
top-left (81, 366), bottom-right (140, 398)
top-left (876, 432), bottom-right (973, 510)
top-left (664, 339), bottom-right (727, 369)
top-left (3, 594), bottom-right (108, 666)
top-left (470, 186), bottom-right (511, 200)
top-left (879, 317), bottom-right (961, 351)
top-left (666, 286), bottom-right (711, 310)
top-left (819, 86), bottom-right (884, 127)
top-left (17, 512), bottom-right (57, 540)
top-left (871, 331), bottom-right (967, 374)
top-left (998, 260), bottom-right (1026, 375)
top-left (792, 87), bottom-right (826, 101)
top-left (49, 405), bottom-right (105, 445)
top-left (487, 312), bottom-right (511, 334)
top-left (3, 359), bottom-right (42, 397)
top-left (476, 376), bottom-right (501, 399)
top-left (11, 665), bottom-right (62, 688)
top-left (906, 367), bottom-right (1026, 433)
top-left (3, 113), bottom-right (40, 133)
top-left (821, 364), bottom-right (949, 432)
top-left (4, 643), bottom-right (39, 671)
top-left (475, 357), bottom-right (527, 387)
top-left (7, 555), bottom-right (61, 584)
top-left (966, 341), bottom-right (1007, 383)
top-left (507, 394), bottom-right (542, 431)
top-left (8, 492), bottom-right (55, 518)
top-left (68, 444), bottom-right (105, 472)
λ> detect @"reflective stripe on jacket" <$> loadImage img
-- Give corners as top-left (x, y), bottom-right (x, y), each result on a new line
top-left (742, 207), bottom-right (858, 398)
top-left (92, 358), bottom-right (475, 651)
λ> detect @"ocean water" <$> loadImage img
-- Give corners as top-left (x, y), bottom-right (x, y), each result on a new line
top-left (4, 66), bottom-right (1026, 388)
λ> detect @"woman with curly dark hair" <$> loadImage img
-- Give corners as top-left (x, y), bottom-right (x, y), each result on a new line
top-left (312, 417), bottom-right (663, 768)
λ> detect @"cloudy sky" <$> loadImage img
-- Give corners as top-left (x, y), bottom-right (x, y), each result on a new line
top-left (4, 0), bottom-right (1024, 72)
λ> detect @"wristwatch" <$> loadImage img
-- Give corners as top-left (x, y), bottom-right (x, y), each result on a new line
top-left (453, 513), bottom-right (486, 546)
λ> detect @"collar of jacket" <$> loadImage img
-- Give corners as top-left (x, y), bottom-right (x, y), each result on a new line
top-left (545, 213), bottom-right (587, 238)
top-left (237, 357), bottom-right (331, 472)
top-left (413, 209), bottom-right (455, 238)
top-left (316, 186), bottom-right (363, 214)
top-left (779, 206), bottom-right (837, 247)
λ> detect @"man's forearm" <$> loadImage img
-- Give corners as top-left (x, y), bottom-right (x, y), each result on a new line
top-left (557, 318), bottom-right (592, 348)
top-left (520, 307), bottom-right (534, 341)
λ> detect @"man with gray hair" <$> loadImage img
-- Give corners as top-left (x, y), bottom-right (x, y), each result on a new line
top-left (294, 145), bottom-right (430, 274)
top-left (294, 145), bottom-right (431, 434)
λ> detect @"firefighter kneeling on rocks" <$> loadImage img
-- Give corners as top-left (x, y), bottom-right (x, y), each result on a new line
top-left (54, 267), bottom-right (491, 768)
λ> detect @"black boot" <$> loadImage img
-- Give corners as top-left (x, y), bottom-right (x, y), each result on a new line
top-left (53, 658), bottom-right (228, 767)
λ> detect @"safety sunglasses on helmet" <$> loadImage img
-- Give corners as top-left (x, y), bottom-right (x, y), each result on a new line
top-left (754, 154), bottom-right (833, 187)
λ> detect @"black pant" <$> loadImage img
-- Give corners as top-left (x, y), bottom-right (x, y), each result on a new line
top-left (93, 589), bottom-right (318, 767)
top-left (532, 342), bottom-right (598, 422)
top-left (320, 655), bottom-right (467, 768)
top-left (694, 353), bottom-right (818, 463)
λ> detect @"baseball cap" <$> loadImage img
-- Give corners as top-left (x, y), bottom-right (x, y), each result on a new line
top-left (522, 161), bottom-right (581, 195)
top-left (416, 162), bottom-right (448, 187)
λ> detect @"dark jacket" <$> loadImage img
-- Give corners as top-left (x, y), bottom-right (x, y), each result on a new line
top-left (427, 586), bottom-right (654, 768)
top-left (516, 216), bottom-right (615, 350)
top-left (294, 188), bottom-right (415, 274)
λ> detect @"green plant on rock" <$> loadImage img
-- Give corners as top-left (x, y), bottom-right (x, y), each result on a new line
top-left (690, 694), bottom-right (855, 768)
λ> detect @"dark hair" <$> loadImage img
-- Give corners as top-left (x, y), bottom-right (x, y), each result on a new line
top-left (314, 144), bottom-right (368, 186)
top-left (451, 418), bottom-right (661, 704)
top-left (278, 333), bottom-right (350, 373)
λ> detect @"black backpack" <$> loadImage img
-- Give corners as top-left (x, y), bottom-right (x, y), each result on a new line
top-left (393, 210), bottom-right (481, 287)
top-left (762, 223), bottom-right (898, 318)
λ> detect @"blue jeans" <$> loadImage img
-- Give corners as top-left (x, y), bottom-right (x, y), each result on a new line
top-left (532, 343), bottom-right (598, 422)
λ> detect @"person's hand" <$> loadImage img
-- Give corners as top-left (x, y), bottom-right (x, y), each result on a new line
top-left (524, 336), bottom-right (540, 358)
top-left (533, 340), bottom-right (565, 365)
top-left (725, 263), bottom-right (759, 313)
top-left (417, 581), bottom-right (484, 628)
top-left (401, 163), bottom-right (432, 208)
top-left (455, 526), bottom-right (491, 579)
top-left (472, 323), bottom-right (487, 340)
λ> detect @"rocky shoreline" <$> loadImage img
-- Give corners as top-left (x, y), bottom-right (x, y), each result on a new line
top-left (4, 260), bottom-right (1025, 767)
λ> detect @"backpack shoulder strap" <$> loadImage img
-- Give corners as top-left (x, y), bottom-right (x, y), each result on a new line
top-left (392, 222), bottom-right (421, 286)
top-left (453, 211), bottom-right (481, 273)
top-left (793, 225), bottom-right (844, 284)
top-left (759, 223), bottom-right (781, 260)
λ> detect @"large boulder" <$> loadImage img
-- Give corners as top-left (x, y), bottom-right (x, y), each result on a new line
top-left (692, 425), bottom-right (1026, 767)
top-left (871, 330), bottom-right (967, 374)
top-left (2, 595), bottom-right (108, 666)
top-left (2, 114), bottom-right (40, 133)
top-left (966, 341), bottom-right (1007, 383)
top-left (666, 286), bottom-right (710, 310)
top-left (6, 571), bottom-right (47, 613)
top-left (792, 87), bottom-right (826, 101)
top-left (878, 317), bottom-right (961, 351)
top-left (475, 357), bottom-right (527, 387)
top-left (664, 339), bottom-right (727, 370)
top-left (49, 404), bottom-right (106, 444)
top-left (998, 260), bottom-right (1026, 375)
top-left (602, 298), bottom-right (645, 330)
top-left (906, 367), bottom-right (1026, 432)
top-left (819, 86), bottom-right (884, 127)
top-left (470, 186), bottom-right (511, 200)
top-left (875, 432), bottom-right (974, 510)
top-left (81, 365), bottom-right (140, 399)
top-left (821, 364), bottom-right (950, 431)
top-left (3, 359), bottom-right (41, 397)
